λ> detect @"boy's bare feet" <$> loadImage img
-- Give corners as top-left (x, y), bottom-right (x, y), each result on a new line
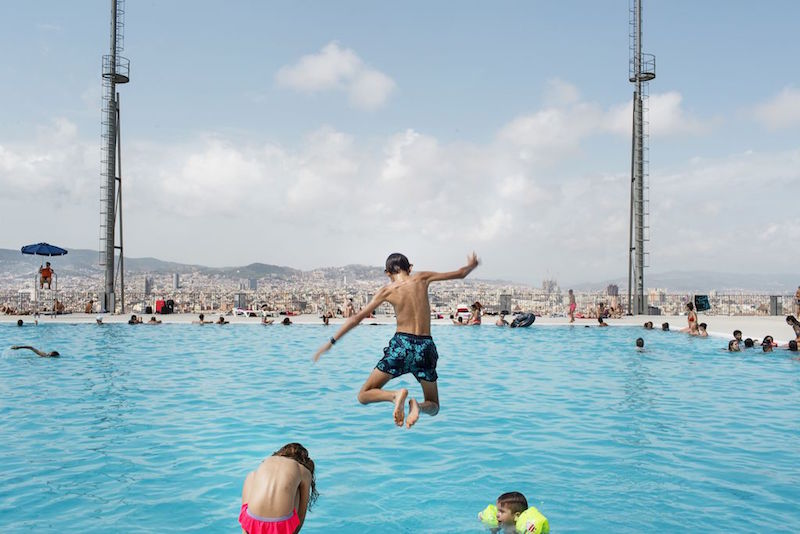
top-left (406, 398), bottom-right (420, 428)
top-left (393, 389), bottom-right (408, 426)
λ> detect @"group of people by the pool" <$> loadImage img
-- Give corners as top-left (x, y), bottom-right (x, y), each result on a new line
top-left (636, 301), bottom-right (800, 353)
top-left (724, 316), bottom-right (800, 353)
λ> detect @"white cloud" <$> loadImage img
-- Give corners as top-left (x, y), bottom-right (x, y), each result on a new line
top-left (753, 86), bottom-right (800, 129)
top-left (499, 88), bottom-right (708, 164)
top-left (543, 78), bottom-right (581, 107)
top-left (275, 42), bottom-right (396, 110)
top-left (606, 91), bottom-right (709, 137)
top-left (2, 88), bottom-right (794, 281)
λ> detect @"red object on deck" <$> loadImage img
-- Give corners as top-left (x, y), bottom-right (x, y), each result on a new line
top-left (155, 299), bottom-right (166, 313)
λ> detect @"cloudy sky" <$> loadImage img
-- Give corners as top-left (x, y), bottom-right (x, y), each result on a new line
top-left (1, 1), bottom-right (798, 284)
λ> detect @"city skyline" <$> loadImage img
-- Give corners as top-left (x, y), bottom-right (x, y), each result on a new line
top-left (1, 2), bottom-right (799, 284)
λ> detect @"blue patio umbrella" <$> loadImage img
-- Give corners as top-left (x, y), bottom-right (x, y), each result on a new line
top-left (21, 243), bottom-right (68, 256)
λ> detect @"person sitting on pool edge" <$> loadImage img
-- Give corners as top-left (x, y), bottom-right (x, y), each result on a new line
top-left (314, 252), bottom-right (479, 428)
top-left (467, 301), bottom-right (483, 325)
top-left (477, 491), bottom-right (549, 534)
top-left (240, 442), bottom-right (318, 534)
top-left (786, 315), bottom-right (800, 342)
top-left (11, 345), bottom-right (59, 357)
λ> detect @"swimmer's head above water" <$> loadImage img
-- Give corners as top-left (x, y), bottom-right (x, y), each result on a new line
top-left (496, 491), bottom-right (528, 528)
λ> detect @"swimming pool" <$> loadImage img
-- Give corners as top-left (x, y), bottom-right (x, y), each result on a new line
top-left (1, 323), bottom-right (798, 532)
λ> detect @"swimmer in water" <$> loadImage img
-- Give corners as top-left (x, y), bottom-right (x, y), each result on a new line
top-left (11, 345), bottom-right (60, 357)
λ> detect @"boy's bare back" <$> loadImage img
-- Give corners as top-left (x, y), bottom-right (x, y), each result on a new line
top-left (242, 456), bottom-right (311, 519)
top-left (381, 275), bottom-right (434, 336)
top-left (376, 253), bottom-right (480, 336)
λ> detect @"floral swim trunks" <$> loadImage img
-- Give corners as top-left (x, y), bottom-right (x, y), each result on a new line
top-left (376, 332), bottom-right (439, 382)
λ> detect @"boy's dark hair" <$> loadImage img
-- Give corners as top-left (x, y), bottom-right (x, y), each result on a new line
top-left (686, 301), bottom-right (694, 311)
top-left (662, 322), bottom-right (669, 331)
top-left (636, 337), bottom-right (644, 348)
top-left (597, 317), bottom-right (604, 324)
top-left (788, 340), bottom-right (798, 351)
top-left (744, 338), bottom-right (754, 348)
top-left (497, 491), bottom-right (528, 515)
top-left (384, 253), bottom-right (411, 274)
top-left (17, 319), bottom-right (23, 326)
top-left (273, 442), bottom-right (319, 510)
top-left (699, 323), bottom-right (707, 330)
top-left (733, 329), bottom-right (742, 337)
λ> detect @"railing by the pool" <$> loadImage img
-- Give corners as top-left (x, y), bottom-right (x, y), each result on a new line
top-left (1, 287), bottom-right (795, 318)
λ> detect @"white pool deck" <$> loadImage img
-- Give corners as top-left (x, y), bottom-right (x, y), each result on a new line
top-left (2, 313), bottom-right (797, 345)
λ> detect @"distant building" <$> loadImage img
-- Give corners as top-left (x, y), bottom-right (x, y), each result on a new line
top-left (249, 278), bottom-right (258, 291)
top-left (173, 273), bottom-right (180, 290)
top-left (606, 284), bottom-right (619, 296)
top-left (234, 292), bottom-right (248, 309)
top-left (542, 279), bottom-right (558, 294)
top-left (144, 276), bottom-right (153, 296)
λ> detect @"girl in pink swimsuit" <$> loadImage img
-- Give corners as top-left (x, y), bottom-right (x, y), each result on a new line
top-left (240, 443), bottom-right (318, 534)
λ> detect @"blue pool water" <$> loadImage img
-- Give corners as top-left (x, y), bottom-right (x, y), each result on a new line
top-left (1, 323), bottom-right (799, 533)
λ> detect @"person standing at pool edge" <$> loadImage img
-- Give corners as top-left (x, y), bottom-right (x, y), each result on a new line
top-left (567, 289), bottom-right (576, 323)
top-left (313, 252), bottom-right (480, 428)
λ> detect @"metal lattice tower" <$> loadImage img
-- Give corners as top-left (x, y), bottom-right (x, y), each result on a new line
top-left (100, 0), bottom-right (129, 313)
top-left (627, 0), bottom-right (655, 315)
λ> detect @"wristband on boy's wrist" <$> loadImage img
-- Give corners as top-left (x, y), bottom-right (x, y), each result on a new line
top-left (329, 336), bottom-right (336, 345)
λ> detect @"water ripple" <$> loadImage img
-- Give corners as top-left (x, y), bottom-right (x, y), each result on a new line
top-left (1, 324), bottom-right (799, 532)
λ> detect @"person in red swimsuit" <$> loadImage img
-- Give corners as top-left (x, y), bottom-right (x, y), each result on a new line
top-left (239, 443), bottom-right (318, 534)
top-left (39, 262), bottom-right (54, 289)
top-left (681, 301), bottom-right (699, 335)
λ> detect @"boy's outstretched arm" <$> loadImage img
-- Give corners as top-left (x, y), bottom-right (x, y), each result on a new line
top-left (417, 252), bottom-right (479, 283)
top-left (313, 287), bottom-right (390, 362)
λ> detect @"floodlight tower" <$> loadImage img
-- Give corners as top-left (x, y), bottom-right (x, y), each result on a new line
top-left (99, 0), bottom-right (130, 313)
top-left (627, 0), bottom-right (655, 315)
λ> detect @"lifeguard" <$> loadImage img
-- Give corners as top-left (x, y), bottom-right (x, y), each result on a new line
top-left (39, 262), bottom-right (54, 289)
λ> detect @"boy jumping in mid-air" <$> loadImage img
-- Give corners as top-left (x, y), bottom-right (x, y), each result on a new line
top-left (313, 252), bottom-right (479, 428)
